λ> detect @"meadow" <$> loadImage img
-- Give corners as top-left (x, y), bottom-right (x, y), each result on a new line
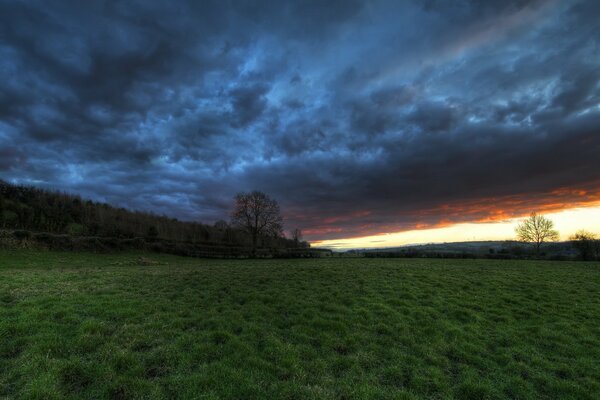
top-left (1, 251), bottom-right (599, 399)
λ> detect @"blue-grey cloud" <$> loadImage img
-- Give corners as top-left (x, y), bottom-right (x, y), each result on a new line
top-left (1, 0), bottom-right (600, 240)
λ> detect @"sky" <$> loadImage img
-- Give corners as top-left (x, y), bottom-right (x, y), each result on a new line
top-left (1, 0), bottom-right (599, 247)
top-left (312, 205), bottom-right (600, 249)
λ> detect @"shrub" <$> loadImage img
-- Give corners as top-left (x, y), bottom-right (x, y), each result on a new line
top-left (66, 223), bottom-right (87, 236)
top-left (1, 210), bottom-right (18, 227)
top-left (121, 238), bottom-right (147, 249)
top-left (570, 230), bottom-right (600, 261)
top-left (13, 230), bottom-right (32, 240)
top-left (32, 233), bottom-right (73, 250)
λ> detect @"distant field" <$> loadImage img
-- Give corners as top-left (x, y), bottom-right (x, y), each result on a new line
top-left (1, 251), bottom-right (599, 399)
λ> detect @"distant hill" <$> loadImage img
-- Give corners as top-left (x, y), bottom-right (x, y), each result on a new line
top-left (361, 241), bottom-right (519, 253)
top-left (355, 240), bottom-right (579, 260)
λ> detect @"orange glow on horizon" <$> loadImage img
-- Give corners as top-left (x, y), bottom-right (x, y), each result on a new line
top-left (310, 204), bottom-right (600, 250)
top-left (303, 183), bottom-right (600, 245)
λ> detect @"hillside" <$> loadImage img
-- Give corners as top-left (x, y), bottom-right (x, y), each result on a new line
top-left (0, 180), bottom-right (315, 257)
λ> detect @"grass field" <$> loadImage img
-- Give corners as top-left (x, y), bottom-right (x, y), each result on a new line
top-left (1, 251), bottom-right (599, 399)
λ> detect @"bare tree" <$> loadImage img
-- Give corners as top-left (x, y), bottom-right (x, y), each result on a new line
top-left (515, 212), bottom-right (559, 255)
top-left (290, 228), bottom-right (303, 246)
top-left (230, 191), bottom-right (283, 255)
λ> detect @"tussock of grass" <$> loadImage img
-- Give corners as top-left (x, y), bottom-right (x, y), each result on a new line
top-left (0, 250), bottom-right (599, 399)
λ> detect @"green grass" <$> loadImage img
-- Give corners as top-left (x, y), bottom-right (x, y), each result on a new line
top-left (1, 250), bottom-right (599, 399)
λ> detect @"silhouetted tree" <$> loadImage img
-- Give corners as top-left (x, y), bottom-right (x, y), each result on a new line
top-left (146, 226), bottom-right (159, 241)
top-left (515, 212), bottom-right (559, 255)
top-left (570, 230), bottom-right (600, 261)
top-left (291, 228), bottom-right (303, 246)
top-left (213, 220), bottom-right (229, 230)
top-left (230, 191), bottom-right (283, 255)
top-left (214, 220), bottom-right (236, 243)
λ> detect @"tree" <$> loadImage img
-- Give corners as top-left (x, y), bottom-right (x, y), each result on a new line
top-left (570, 230), bottom-right (600, 261)
top-left (213, 220), bottom-right (229, 230)
top-left (146, 226), bottom-right (159, 241)
top-left (290, 228), bottom-right (303, 246)
top-left (214, 220), bottom-right (235, 243)
top-left (230, 191), bottom-right (283, 255)
top-left (515, 212), bottom-right (559, 255)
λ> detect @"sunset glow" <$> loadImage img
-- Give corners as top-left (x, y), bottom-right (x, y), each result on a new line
top-left (312, 205), bottom-right (600, 250)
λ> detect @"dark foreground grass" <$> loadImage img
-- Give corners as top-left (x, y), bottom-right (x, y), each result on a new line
top-left (1, 251), bottom-right (599, 399)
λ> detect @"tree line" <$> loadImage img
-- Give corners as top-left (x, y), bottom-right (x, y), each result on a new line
top-left (0, 180), bottom-right (311, 256)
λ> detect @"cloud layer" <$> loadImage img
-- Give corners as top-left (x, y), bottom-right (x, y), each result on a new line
top-left (1, 0), bottom-right (600, 240)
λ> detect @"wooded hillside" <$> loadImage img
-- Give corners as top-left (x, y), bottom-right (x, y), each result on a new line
top-left (0, 180), bottom-right (318, 257)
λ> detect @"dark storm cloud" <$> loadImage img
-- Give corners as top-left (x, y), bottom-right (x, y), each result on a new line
top-left (0, 145), bottom-right (25, 171)
top-left (229, 83), bottom-right (270, 128)
top-left (1, 0), bottom-right (600, 240)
